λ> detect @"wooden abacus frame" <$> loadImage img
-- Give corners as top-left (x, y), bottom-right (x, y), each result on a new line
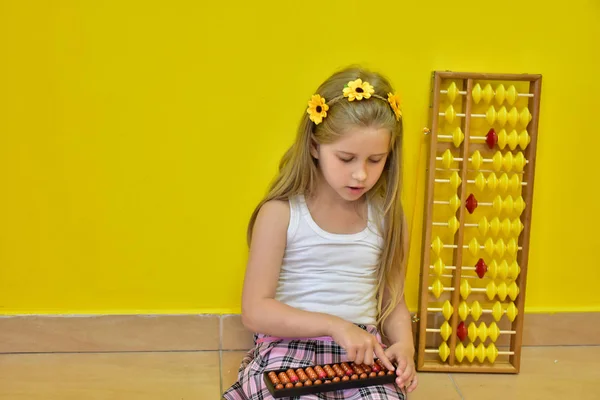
top-left (415, 71), bottom-right (542, 373)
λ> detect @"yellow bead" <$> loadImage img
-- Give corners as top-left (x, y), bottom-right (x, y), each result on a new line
top-left (506, 85), bottom-right (517, 105)
top-left (488, 322), bottom-right (500, 342)
top-left (476, 343), bottom-right (486, 363)
top-left (514, 152), bottom-right (526, 172)
top-left (469, 237), bottom-right (480, 257)
top-left (482, 84), bottom-right (494, 104)
top-left (445, 105), bottom-right (456, 124)
top-left (486, 281), bottom-right (497, 300)
top-left (507, 129), bottom-right (518, 150)
top-left (507, 107), bottom-right (518, 127)
top-left (471, 150), bottom-right (483, 170)
top-left (455, 342), bottom-right (465, 362)
top-left (492, 152), bottom-right (503, 171)
top-left (431, 236), bottom-right (443, 255)
top-left (447, 82), bottom-right (458, 103)
top-left (484, 237), bottom-right (495, 257)
top-left (439, 342), bottom-right (450, 362)
top-left (491, 301), bottom-right (503, 321)
top-left (459, 301), bottom-right (469, 321)
top-left (501, 218), bottom-right (511, 237)
top-left (440, 321), bottom-right (452, 341)
top-left (487, 260), bottom-right (499, 279)
top-left (432, 279), bottom-right (444, 298)
top-left (506, 302), bottom-right (518, 321)
top-left (478, 216), bottom-right (489, 236)
top-left (503, 151), bottom-right (513, 172)
top-left (514, 196), bottom-right (526, 215)
top-left (519, 107), bottom-right (532, 126)
top-left (449, 194), bottom-right (460, 213)
top-left (448, 216), bottom-right (459, 235)
top-left (475, 173), bottom-right (486, 192)
top-left (497, 106), bottom-right (507, 126)
top-left (487, 343), bottom-right (499, 363)
top-left (508, 261), bottom-right (521, 280)
top-left (460, 279), bottom-right (471, 300)
top-left (452, 127), bottom-right (465, 147)
top-left (433, 258), bottom-right (445, 276)
top-left (519, 130), bottom-right (530, 149)
top-left (450, 171), bottom-right (462, 189)
top-left (486, 105), bottom-right (496, 125)
top-left (472, 83), bottom-right (482, 104)
top-left (495, 84), bottom-right (505, 104)
top-left (442, 300), bottom-right (454, 320)
top-left (487, 173), bottom-right (498, 190)
top-left (441, 149), bottom-right (454, 169)
top-left (471, 300), bottom-right (482, 321)
top-left (507, 238), bottom-right (518, 257)
top-left (489, 217), bottom-right (500, 236)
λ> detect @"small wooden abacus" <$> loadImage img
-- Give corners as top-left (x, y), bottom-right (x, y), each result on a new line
top-left (264, 359), bottom-right (396, 398)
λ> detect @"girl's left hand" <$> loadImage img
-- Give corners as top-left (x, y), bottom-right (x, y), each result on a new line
top-left (384, 343), bottom-right (418, 393)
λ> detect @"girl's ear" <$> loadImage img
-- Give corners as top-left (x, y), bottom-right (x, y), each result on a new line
top-left (310, 138), bottom-right (320, 159)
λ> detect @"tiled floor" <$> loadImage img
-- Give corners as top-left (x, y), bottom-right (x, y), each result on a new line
top-left (0, 346), bottom-right (598, 399)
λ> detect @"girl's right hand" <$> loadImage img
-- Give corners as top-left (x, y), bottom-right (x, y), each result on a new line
top-left (330, 320), bottom-right (395, 371)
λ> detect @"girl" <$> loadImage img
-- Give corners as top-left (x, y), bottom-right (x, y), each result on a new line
top-left (223, 66), bottom-right (417, 400)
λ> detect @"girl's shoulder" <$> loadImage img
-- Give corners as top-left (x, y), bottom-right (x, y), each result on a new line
top-left (256, 198), bottom-right (290, 226)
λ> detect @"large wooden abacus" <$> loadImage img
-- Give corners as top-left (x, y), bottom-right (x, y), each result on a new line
top-left (416, 71), bottom-right (542, 373)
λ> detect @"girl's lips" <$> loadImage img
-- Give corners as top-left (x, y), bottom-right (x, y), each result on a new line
top-left (347, 186), bottom-right (365, 194)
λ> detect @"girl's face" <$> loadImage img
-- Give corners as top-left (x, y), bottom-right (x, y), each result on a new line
top-left (312, 125), bottom-right (391, 202)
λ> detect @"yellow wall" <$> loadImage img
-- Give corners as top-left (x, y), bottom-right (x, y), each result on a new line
top-left (0, 1), bottom-right (598, 315)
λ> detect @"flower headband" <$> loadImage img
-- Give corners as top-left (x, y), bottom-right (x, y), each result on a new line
top-left (306, 78), bottom-right (402, 125)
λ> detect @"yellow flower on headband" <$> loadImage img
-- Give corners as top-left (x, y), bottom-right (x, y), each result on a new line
top-left (307, 94), bottom-right (329, 125)
top-left (343, 79), bottom-right (375, 101)
top-left (387, 92), bottom-right (402, 121)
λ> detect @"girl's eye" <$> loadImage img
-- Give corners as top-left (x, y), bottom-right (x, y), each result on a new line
top-left (339, 157), bottom-right (353, 163)
top-left (369, 158), bottom-right (383, 163)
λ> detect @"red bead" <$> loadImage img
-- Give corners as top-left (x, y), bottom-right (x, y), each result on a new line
top-left (475, 258), bottom-right (487, 279)
top-left (465, 193), bottom-right (478, 214)
top-left (457, 321), bottom-right (467, 341)
top-left (486, 128), bottom-right (498, 149)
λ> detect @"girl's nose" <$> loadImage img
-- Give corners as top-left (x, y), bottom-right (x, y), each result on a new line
top-left (352, 166), bottom-right (367, 182)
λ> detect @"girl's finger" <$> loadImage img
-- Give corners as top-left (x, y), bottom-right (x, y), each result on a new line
top-left (346, 347), bottom-right (357, 363)
top-left (354, 346), bottom-right (365, 365)
top-left (374, 343), bottom-right (395, 371)
top-left (407, 374), bottom-right (418, 392)
top-left (364, 346), bottom-right (374, 366)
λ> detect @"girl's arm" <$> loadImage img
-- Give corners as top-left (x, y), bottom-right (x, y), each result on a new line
top-left (381, 288), bottom-right (415, 356)
top-left (241, 199), bottom-right (346, 338)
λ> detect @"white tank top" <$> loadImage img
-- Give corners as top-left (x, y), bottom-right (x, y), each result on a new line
top-left (274, 194), bottom-right (384, 325)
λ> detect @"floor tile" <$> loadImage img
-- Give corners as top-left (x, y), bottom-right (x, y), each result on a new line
top-left (221, 351), bottom-right (246, 393)
top-left (451, 346), bottom-right (600, 400)
top-left (221, 314), bottom-right (254, 351)
top-left (409, 372), bottom-right (463, 400)
top-left (0, 351), bottom-right (220, 400)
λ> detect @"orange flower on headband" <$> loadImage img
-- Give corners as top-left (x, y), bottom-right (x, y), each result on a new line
top-left (343, 79), bottom-right (375, 101)
top-left (306, 94), bottom-right (329, 125)
top-left (387, 93), bottom-right (402, 121)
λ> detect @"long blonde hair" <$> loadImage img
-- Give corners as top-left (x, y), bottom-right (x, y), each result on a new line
top-left (247, 66), bottom-right (409, 329)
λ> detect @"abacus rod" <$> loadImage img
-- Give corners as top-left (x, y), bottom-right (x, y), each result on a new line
top-left (430, 273), bottom-right (486, 279)
top-left (435, 168), bottom-right (525, 175)
top-left (447, 77), bottom-right (474, 366)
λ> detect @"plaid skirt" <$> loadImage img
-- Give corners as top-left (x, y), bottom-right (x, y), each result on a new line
top-left (222, 324), bottom-right (405, 400)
